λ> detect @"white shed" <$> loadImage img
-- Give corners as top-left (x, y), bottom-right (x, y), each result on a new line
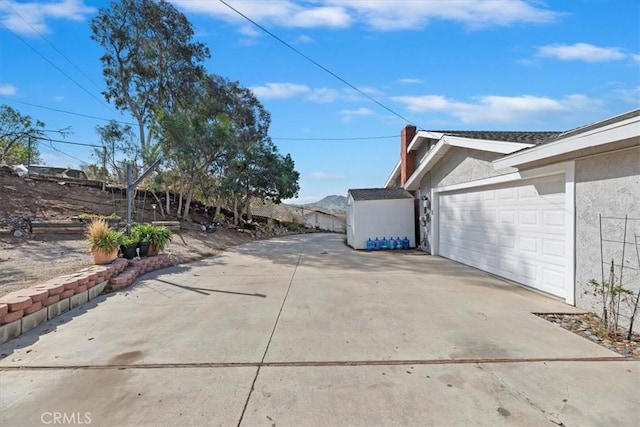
top-left (346, 188), bottom-right (416, 250)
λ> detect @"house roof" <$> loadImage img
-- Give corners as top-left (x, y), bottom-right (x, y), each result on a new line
top-left (494, 108), bottom-right (640, 170)
top-left (349, 188), bottom-right (414, 201)
top-left (428, 130), bottom-right (561, 145)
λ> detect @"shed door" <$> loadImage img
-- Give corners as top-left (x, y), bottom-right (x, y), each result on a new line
top-left (438, 175), bottom-right (567, 298)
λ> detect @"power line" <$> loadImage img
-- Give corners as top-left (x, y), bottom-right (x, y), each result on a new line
top-left (1, 98), bottom-right (398, 142)
top-left (0, 98), bottom-right (137, 126)
top-left (273, 135), bottom-right (396, 141)
top-left (218, 0), bottom-right (421, 128)
top-left (5, 4), bottom-right (104, 92)
top-left (35, 136), bottom-right (102, 149)
top-left (0, 23), bottom-right (116, 114)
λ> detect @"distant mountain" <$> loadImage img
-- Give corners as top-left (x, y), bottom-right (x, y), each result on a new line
top-left (302, 195), bottom-right (347, 213)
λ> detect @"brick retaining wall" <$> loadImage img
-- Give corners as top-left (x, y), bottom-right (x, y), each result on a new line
top-left (0, 254), bottom-right (172, 344)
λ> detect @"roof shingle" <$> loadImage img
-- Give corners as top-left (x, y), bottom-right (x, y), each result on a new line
top-left (349, 188), bottom-right (414, 201)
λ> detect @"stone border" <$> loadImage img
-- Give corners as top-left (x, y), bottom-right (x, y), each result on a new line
top-left (0, 254), bottom-right (171, 345)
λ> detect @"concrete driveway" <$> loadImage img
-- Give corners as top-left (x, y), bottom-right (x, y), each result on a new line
top-left (1, 234), bottom-right (638, 426)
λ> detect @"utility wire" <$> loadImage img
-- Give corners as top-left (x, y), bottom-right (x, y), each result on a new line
top-left (1, 98), bottom-right (398, 141)
top-left (0, 23), bottom-right (115, 114)
top-left (218, 0), bottom-right (421, 128)
top-left (0, 98), bottom-right (137, 127)
top-left (5, 4), bottom-right (104, 92)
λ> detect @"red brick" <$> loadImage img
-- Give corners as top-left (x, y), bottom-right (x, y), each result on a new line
top-left (0, 295), bottom-right (32, 312)
top-left (62, 279), bottom-right (79, 291)
top-left (24, 301), bottom-right (43, 315)
top-left (36, 282), bottom-right (65, 295)
top-left (74, 285), bottom-right (88, 294)
top-left (60, 289), bottom-right (75, 299)
top-left (15, 288), bottom-right (49, 303)
top-left (43, 295), bottom-right (60, 307)
top-left (86, 280), bottom-right (97, 289)
top-left (76, 277), bottom-right (89, 287)
top-left (0, 303), bottom-right (7, 317)
top-left (1, 309), bottom-right (24, 324)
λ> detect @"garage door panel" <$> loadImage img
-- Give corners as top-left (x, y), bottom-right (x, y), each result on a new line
top-left (439, 175), bottom-right (567, 298)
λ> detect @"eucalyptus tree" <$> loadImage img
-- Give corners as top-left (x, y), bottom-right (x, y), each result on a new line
top-left (158, 74), bottom-right (233, 220)
top-left (91, 0), bottom-right (209, 160)
top-left (0, 105), bottom-right (44, 165)
top-left (220, 83), bottom-right (300, 221)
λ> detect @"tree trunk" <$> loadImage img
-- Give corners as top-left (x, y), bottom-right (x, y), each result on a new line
top-left (151, 191), bottom-right (166, 218)
top-left (182, 183), bottom-right (195, 221)
top-left (246, 195), bottom-right (252, 221)
top-left (165, 188), bottom-right (171, 215)
top-left (233, 192), bottom-right (239, 226)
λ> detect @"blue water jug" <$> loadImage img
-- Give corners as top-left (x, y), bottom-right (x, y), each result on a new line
top-left (396, 237), bottom-right (402, 249)
top-left (366, 238), bottom-right (374, 251)
top-left (374, 237), bottom-right (380, 250)
top-left (381, 237), bottom-right (388, 250)
top-left (390, 237), bottom-right (397, 250)
top-left (402, 237), bottom-right (410, 249)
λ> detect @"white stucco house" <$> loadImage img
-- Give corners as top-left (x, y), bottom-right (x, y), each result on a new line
top-left (385, 109), bottom-right (639, 312)
top-left (303, 209), bottom-right (346, 233)
top-left (346, 188), bottom-right (416, 250)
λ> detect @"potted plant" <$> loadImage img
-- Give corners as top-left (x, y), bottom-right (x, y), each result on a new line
top-left (86, 219), bottom-right (122, 265)
top-left (120, 234), bottom-right (139, 260)
top-left (131, 224), bottom-right (155, 257)
top-left (149, 225), bottom-right (172, 255)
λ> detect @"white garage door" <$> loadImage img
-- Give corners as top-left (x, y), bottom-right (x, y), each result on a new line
top-left (438, 174), bottom-right (567, 298)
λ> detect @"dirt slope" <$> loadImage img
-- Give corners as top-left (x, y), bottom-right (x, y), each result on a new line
top-left (0, 169), bottom-right (266, 297)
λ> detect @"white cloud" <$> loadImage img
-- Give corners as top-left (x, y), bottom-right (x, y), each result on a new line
top-left (173, 1), bottom-right (350, 29)
top-left (0, 84), bottom-right (17, 96)
top-left (307, 88), bottom-right (341, 103)
top-left (173, 0), bottom-right (557, 32)
top-left (537, 43), bottom-right (626, 63)
top-left (1, 0), bottom-right (95, 36)
top-left (293, 34), bottom-right (314, 44)
top-left (612, 86), bottom-right (640, 105)
top-left (339, 107), bottom-right (375, 122)
top-left (250, 82), bottom-right (310, 99)
top-left (631, 54), bottom-right (640, 64)
top-left (309, 172), bottom-right (346, 181)
top-left (398, 78), bottom-right (423, 85)
top-left (392, 93), bottom-right (600, 124)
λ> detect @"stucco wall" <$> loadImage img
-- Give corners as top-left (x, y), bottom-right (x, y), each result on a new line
top-left (431, 148), bottom-right (504, 188)
top-left (575, 147), bottom-right (640, 319)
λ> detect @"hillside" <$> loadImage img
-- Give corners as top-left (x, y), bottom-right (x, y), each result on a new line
top-left (301, 195), bottom-right (347, 213)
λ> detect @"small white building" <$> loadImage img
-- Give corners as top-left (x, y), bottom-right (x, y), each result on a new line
top-left (346, 188), bottom-right (416, 250)
top-left (303, 209), bottom-right (346, 233)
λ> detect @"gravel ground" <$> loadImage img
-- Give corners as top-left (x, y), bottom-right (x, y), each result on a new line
top-left (0, 227), bottom-right (256, 298)
top-left (536, 313), bottom-right (640, 359)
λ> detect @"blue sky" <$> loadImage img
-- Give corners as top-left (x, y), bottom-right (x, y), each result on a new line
top-left (1, 0), bottom-right (638, 204)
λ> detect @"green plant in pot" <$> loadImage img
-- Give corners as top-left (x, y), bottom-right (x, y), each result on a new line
top-left (120, 234), bottom-right (140, 260)
top-left (149, 225), bottom-right (172, 255)
top-left (86, 219), bottom-right (123, 265)
top-left (131, 224), bottom-right (155, 257)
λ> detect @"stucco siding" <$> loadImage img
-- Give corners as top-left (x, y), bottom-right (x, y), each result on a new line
top-left (574, 147), bottom-right (640, 318)
top-left (431, 148), bottom-right (504, 188)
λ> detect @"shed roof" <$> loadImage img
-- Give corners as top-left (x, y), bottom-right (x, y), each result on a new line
top-left (349, 188), bottom-right (414, 201)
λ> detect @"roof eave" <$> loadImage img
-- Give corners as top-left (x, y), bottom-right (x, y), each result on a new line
top-left (404, 136), bottom-right (534, 191)
top-left (384, 160), bottom-right (401, 188)
top-left (494, 114), bottom-right (640, 169)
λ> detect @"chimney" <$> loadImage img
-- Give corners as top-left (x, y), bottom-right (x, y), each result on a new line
top-left (400, 125), bottom-right (417, 186)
